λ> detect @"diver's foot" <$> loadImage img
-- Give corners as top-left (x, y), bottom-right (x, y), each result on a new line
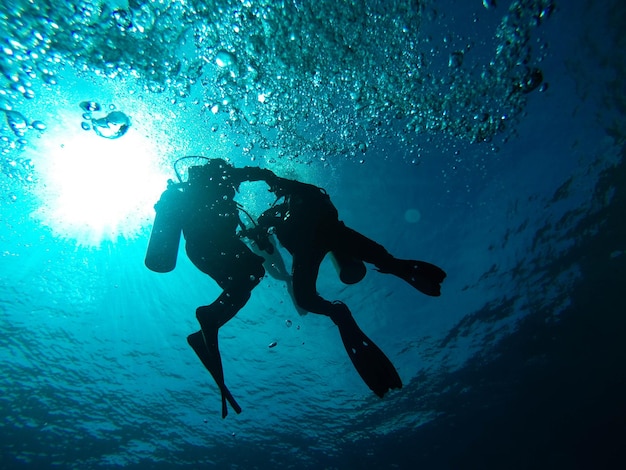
top-left (187, 330), bottom-right (242, 418)
top-left (187, 329), bottom-right (222, 382)
top-left (196, 305), bottom-right (236, 333)
top-left (196, 305), bottom-right (220, 331)
top-left (330, 303), bottom-right (402, 397)
top-left (379, 259), bottom-right (446, 296)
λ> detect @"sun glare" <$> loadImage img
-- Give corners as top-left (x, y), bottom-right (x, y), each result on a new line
top-left (33, 120), bottom-right (170, 246)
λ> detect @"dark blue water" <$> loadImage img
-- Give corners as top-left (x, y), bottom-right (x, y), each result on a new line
top-left (1, 1), bottom-right (625, 469)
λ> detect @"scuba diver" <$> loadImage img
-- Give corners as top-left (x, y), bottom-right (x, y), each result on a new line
top-left (145, 157), bottom-right (276, 418)
top-left (248, 176), bottom-right (447, 398)
top-left (146, 159), bottom-right (446, 416)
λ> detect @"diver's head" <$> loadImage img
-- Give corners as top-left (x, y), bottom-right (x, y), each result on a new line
top-left (187, 158), bottom-right (232, 185)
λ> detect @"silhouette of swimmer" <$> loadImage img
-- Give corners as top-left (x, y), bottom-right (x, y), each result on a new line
top-left (145, 158), bottom-right (276, 418)
top-left (146, 160), bottom-right (446, 416)
top-left (248, 175), bottom-right (447, 398)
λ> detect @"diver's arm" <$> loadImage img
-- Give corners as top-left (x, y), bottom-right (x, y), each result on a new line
top-left (257, 203), bottom-right (288, 229)
top-left (238, 203), bottom-right (288, 256)
top-left (233, 168), bottom-right (310, 196)
top-left (231, 166), bottom-right (278, 186)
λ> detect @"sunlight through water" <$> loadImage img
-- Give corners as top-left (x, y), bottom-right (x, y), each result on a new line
top-left (31, 107), bottom-right (169, 246)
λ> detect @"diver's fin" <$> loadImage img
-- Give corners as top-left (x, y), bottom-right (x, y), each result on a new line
top-left (378, 259), bottom-right (446, 296)
top-left (187, 330), bottom-right (242, 418)
top-left (331, 304), bottom-right (402, 397)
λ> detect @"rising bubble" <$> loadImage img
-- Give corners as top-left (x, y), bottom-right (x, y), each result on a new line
top-left (215, 50), bottom-right (237, 68)
top-left (4, 110), bottom-right (28, 137)
top-left (92, 111), bottom-right (131, 139)
top-left (31, 120), bottom-right (46, 131)
top-left (79, 101), bottom-right (101, 112)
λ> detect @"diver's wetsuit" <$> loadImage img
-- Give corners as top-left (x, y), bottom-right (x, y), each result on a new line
top-left (256, 177), bottom-right (446, 398)
top-left (258, 180), bottom-right (397, 314)
top-left (182, 162), bottom-right (268, 315)
top-left (179, 159), bottom-right (275, 417)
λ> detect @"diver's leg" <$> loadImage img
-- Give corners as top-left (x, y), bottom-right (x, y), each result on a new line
top-left (332, 223), bottom-right (394, 266)
top-left (188, 237), bottom-right (264, 333)
top-left (196, 287), bottom-right (253, 331)
top-left (187, 329), bottom-right (241, 417)
top-left (335, 223), bottom-right (446, 296)
top-left (291, 250), bottom-right (401, 397)
top-left (190, 283), bottom-right (258, 418)
top-left (190, 286), bottom-right (254, 418)
top-left (188, 243), bottom-right (265, 417)
top-left (290, 249), bottom-right (337, 315)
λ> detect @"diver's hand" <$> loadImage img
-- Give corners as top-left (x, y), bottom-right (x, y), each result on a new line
top-left (241, 227), bottom-right (275, 255)
top-left (261, 170), bottom-right (282, 191)
top-left (256, 234), bottom-right (275, 255)
top-left (266, 175), bottom-right (295, 196)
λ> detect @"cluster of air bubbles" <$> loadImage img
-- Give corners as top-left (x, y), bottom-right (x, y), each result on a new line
top-left (79, 101), bottom-right (131, 139)
top-left (3, 110), bottom-right (28, 138)
top-left (0, 1), bottom-right (60, 165)
top-left (185, 0), bottom-right (554, 158)
top-left (1, 107), bottom-right (46, 137)
top-left (1, 151), bottom-right (35, 196)
top-left (1, 103), bottom-right (46, 186)
top-left (0, 0), bottom-right (555, 165)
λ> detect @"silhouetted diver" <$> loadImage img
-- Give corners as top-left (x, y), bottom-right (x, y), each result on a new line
top-left (146, 160), bottom-right (446, 415)
top-left (146, 157), bottom-right (276, 418)
top-left (249, 175), bottom-right (446, 398)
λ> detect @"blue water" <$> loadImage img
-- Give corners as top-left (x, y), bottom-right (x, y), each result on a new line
top-left (1, 1), bottom-right (625, 469)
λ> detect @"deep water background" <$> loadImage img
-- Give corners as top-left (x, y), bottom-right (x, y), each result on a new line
top-left (1, 1), bottom-right (625, 469)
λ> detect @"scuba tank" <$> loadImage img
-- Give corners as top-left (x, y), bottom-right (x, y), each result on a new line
top-left (330, 251), bottom-right (367, 285)
top-left (145, 183), bottom-right (185, 273)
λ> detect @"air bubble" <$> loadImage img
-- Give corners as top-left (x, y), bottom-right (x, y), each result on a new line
top-left (0, 96), bottom-right (12, 111)
top-left (4, 110), bottom-right (28, 137)
top-left (79, 101), bottom-right (101, 112)
top-left (448, 51), bottom-right (464, 68)
top-left (215, 50), bottom-right (237, 68)
top-left (42, 73), bottom-right (57, 85)
top-left (92, 111), bottom-right (131, 139)
top-left (520, 68), bottom-right (543, 94)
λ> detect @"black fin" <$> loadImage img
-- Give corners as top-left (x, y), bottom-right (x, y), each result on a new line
top-left (187, 331), bottom-right (242, 418)
top-left (331, 306), bottom-right (402, 397)
top-left (379, 259), bottom-right (446, 296)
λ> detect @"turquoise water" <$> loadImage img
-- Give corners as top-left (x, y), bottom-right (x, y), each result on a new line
top-left (1, 1), bottom-right (625, 468)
